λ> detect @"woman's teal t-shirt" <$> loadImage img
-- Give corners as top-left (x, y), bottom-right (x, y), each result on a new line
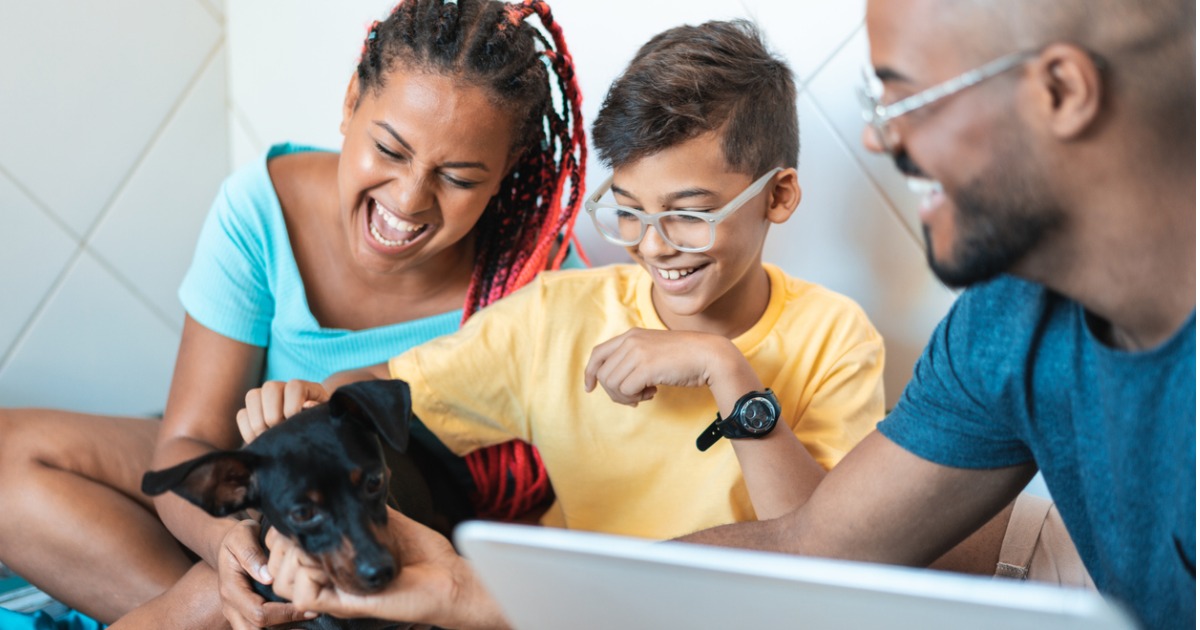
top-left (179, 142), bottom-right (584, 382)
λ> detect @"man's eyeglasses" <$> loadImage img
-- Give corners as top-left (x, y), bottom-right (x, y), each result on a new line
top-left (584, 167), bottom-right (784, 253)
top-left (857, 50), bottom-right (1039, 153)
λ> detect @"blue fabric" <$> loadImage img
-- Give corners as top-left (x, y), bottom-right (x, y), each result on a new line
top-left (0, 609), bottom-right (105, 630)
top-left (178, 142), bottom-right (585, 383)
top-left (879, 275), bottom-right (1195, 629)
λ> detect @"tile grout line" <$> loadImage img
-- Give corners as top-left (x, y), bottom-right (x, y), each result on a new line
top-left (0, 247), bottom-right (87, 377)
top-left (802, 88), bottom-right (924, 248)
top-left (0, 165), bottom-right (90, 375)
top-left (193, 0), bottom-right (223, 25)
top-left (0, 163), bottom-right (85, 242)
top-left (79, 36), bottom-right (229, 335)
top-left (0, 36), bottom-right (228, 379)
top-left (799, 21), bottom-right (865, 90)
top-left (798, 20), bottom-right (927, 248)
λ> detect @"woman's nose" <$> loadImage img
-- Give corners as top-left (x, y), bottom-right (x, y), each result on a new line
top-left (391, 168), bottom-right (435, 215)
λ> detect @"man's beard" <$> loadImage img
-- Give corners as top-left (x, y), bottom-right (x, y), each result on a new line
top-left (910, 134), bottom-right (1065, 288)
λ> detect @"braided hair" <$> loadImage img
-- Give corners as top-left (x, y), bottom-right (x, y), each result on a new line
top-left (358, 0), bottom-right (586, 520)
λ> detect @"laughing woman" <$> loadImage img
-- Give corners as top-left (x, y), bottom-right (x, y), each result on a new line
top-left (0, 1), bottom-right (585, 627)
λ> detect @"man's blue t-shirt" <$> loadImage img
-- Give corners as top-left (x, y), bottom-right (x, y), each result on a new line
top-left (878, 275), bottom-right (1195, 629)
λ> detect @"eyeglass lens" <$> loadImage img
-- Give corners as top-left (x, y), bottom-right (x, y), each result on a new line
top-left (591, 208), bottom-right (713, 251)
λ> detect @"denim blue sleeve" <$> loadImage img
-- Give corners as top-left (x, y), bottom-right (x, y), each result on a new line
top-left (878, 281), bottom-right (1034, 469)
top-left (177, 169), bottom-right (275, 346)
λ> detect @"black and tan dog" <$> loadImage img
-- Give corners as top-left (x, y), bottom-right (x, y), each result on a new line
top-left (143, 380), bottom-right (470, 630)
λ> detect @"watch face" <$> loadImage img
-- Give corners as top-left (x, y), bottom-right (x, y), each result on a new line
top-left (741, 397), bottom-right (776, 433)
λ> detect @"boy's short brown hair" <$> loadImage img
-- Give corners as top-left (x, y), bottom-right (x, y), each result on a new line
top-left (592, 19), bottom-right (798, 177)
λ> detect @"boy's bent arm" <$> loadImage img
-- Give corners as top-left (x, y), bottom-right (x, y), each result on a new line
top-left (708, 350), bottom-right (828, 520)
top-left (585, 328), bottom-right (828, 520)
top-left (679, 431), bottom-right (1036, 567)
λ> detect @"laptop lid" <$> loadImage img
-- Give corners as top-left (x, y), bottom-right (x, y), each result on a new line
top-left (455, 521), bottom-right (1137, 630)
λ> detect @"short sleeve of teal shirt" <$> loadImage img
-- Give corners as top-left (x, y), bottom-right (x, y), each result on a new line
top-left (179, 142), bottom-right (585, 383)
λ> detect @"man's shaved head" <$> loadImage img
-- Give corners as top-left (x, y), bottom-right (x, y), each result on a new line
top-left (944, 0), bottom-right (1194, 146)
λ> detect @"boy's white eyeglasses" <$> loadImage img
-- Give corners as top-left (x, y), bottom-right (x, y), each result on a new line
top-left (584, 167), bottom-right (783, 253)
top-left (857, 50), bottom-right (1038, 153)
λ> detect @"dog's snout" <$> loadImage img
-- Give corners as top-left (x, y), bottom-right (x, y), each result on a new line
top-left (358, 556), bottom-right (396, 591)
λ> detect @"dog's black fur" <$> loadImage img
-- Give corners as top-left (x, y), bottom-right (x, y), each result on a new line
top-left (142, 380), bottom-right (471, 630)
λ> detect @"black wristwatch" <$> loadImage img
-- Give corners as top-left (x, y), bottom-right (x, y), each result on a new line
top-left (696, 389), bottom-right (780, 452)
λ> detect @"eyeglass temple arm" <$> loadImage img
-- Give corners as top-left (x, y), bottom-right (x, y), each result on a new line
top-left (878, 51), bottom-right (1036, 121)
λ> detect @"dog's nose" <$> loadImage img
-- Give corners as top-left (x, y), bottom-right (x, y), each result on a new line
top-left (358, 557), bottom-right (396, 591)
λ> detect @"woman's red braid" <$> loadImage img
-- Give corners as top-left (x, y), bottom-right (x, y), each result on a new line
top-left (460, 0), bottom-right (587, 521)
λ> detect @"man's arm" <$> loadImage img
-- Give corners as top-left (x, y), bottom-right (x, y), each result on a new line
top-left (679, 430), bottom-right (1035, 568)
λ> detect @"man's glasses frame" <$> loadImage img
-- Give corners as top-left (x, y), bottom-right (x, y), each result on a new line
top-left (858, 50), bottom-right (1039, 152)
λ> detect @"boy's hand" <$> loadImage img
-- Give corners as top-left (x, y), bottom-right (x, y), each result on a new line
top-left (236, 379), bottom-right (329, 444)
top-left (584, 329), bottom-right (742, 406)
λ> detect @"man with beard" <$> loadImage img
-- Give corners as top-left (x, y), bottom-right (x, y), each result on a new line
top-left (680, 0), bottom-right (1195, 628)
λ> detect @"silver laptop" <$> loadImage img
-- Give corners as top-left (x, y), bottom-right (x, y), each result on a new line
top-left (455, 521), bottom-right (1137, 630)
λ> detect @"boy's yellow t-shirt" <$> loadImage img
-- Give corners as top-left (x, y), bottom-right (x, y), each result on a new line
top-left (389, 264), bottom-right (884, 539)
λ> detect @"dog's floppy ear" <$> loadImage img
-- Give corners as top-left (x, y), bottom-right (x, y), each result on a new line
top-left (330, 379), bottom-right (413, 453)
top-left (141, 451), bottom-right (262, 517)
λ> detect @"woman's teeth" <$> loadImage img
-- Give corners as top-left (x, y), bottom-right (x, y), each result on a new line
top-left (377, 204), bottom-right (424, 233)
top-left (370, 201), bottom-right (426, 247)
top-left (370, 223), bottom-right (417, 247)
top-left (656, 266), bottom-right (697, 281)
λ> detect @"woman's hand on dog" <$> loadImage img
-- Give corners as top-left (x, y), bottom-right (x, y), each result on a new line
top-left (266, 508), bottom-right (512, 630)
top-left (218, 519), bottom-right (319, 629)
top-left (237, 379), bottom-right (330, 444)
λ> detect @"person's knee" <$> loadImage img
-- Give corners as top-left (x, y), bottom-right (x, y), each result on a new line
top-left (0, 409), bottom-right (103, 476)
top-left (0, 408), bottom-right (46, 466)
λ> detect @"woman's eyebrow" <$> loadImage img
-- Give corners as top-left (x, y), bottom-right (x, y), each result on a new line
top-left (373, 121), bottom-right (489, 171)
top-left (441, 160), bottom-right (490, 172)
top-left (374, 121), bottom-right (415, 153)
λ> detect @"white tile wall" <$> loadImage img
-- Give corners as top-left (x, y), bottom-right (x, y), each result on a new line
top-left (226, 0), bottom-right (955, 409)
top-left (0, 0), bottom-right (229, 414)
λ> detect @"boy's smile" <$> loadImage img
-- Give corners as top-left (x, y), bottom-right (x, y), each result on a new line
top-left (610, 132), bottom-right (800, 338)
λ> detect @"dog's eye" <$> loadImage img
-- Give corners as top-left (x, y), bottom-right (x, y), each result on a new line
top-left (364, 473), bottom-right (385, 495)
top-left (289, 505), bottom-right (319, 524)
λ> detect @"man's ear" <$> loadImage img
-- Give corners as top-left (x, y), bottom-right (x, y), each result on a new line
top-left (341, 73), bottom-right (362, 137)
top-left (1030, 43), bottom-right (1103, 140)
top-left (766, 168), bottom-right (801, 224)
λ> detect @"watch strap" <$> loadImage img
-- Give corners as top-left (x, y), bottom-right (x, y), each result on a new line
top-left (696, 417), bottom-right (725, 452)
